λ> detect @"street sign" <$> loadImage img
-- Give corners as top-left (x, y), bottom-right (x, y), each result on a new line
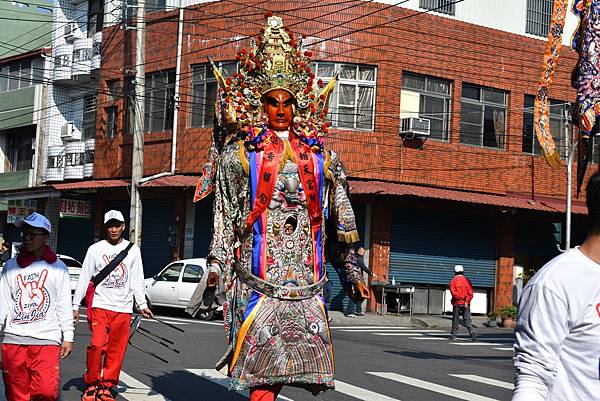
top-left (60, 199), bottom-right (91, 218)
top-left (7, 200), bottom-right (37, 224)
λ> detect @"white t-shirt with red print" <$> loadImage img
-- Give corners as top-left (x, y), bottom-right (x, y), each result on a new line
top-left (513, 247), bottom-right (600, 401)
top-left (0, 258), bottom-right (74, 344)
top-left (72, 239), bottom-right (147, 314)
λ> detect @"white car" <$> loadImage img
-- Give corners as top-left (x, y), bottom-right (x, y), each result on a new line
top-left (57, 254), bottom-right (83, 293)
top-left (144, 258), bottom-right (221, 320)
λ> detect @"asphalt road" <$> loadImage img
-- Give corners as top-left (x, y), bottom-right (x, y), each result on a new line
top-left (1, 310), bottom-right (516, 401)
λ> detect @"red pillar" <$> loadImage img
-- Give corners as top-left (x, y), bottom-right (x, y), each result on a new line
top-left (495, 214), bottom-right (515, 313)
top-left (367, 204), bottom-right (391, 312)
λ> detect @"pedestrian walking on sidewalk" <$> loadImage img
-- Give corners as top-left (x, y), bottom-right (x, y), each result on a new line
top-left (449, 265), bottom-right (476, 341)
top-left (72, 210), bottom-right (153, 401)
top-left (0, 212), bottom-right (74, 401)
top-left (512, 172), bottom-right (600, 400)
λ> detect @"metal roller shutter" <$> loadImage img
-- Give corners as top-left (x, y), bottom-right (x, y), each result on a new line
top-left (327, 203), bottom-right (366, 311)
top-left (389, 208), bottom-right (497, 288)
top-left (57, 212), bottom-right (95, 263)
top-left (193, 197), bottom-right (213, 258)
top-left (515, 218), bottom-right (560, 258)
top-left (140, 198), bottom-right (175, 278)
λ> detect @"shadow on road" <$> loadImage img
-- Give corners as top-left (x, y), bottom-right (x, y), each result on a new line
top-left (384, 350), bottom-right (513, 361)
top-left (149, 370), bottom-right (247, 401)
top-left (61, 376), bottom-right (86, 393)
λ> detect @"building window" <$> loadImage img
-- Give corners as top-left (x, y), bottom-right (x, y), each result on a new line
top-left (106, 79), bottom-right (121, 100)
top-left (419, 0), bottom-right (456, 15)
top-left (5, 130), bottom-right (34, 171)
top-left (401, 72), bottom-right (451, 141)
top-left (105, 107), bottom-right (118, 137)
top-left (312, 62), bottom-right (376, 130)
top-left (82, 95), bottom-right (97, 141)
top-left (526, 0), bottom-right (553, 37)
top-left (144, 70), bottom-right (175, 133)
top-left (460, 83), bottom-right (507, 149)
top-left (0, 58), bottom-right (44, 92)
top-left (190, 61), bottom-right (237, 128)
top-left (522, 95), bottom-right (569, 157)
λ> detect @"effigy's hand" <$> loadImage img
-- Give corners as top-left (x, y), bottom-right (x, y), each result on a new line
top-left (207, 271), bottom-right (220, 288)
top-left (356, 282), bottom-right (370, 300)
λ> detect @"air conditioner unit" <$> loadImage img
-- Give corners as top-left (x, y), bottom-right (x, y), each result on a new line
top-left (399, 117), bottom-right (430, 138)
top-left (64, 22), bottom-right (78, 42)
top-left (61, 122), bottom-right (74, 139)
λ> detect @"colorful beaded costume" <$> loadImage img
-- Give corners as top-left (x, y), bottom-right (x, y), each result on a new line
top-left (196, 15), bottom-right (366, 394)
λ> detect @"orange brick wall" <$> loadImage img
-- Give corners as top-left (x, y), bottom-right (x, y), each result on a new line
top-left (93, 0), bottom-right (595, 203)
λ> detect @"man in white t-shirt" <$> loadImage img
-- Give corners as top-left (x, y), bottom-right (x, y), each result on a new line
top-left (512, 172), bottom-right (600, 400)
top-left (72, 210), bottom-right (153, 401)
top-left (0, 212), bottom-right (73, 401)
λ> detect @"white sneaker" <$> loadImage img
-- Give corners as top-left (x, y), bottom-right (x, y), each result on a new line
top-left (345, 314), bottom-right (356, 318)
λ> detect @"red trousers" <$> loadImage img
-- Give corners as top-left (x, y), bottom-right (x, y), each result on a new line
top-left (84, 308), bottom-right (131, 388)
top-left (1, 343), bottom-right (60, 401)
top-left (249, 384), bottom-right (283, 401)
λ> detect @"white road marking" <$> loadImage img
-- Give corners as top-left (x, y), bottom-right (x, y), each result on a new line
top-left (338, 328), bottom-right (444, 332)
top-left (409, 336), bottom-right (447, 340)
top-left (450, 374), bottom-right (514, 390)
top-left (117, 371), bottom-right (171, 400)
top-left (331, 326), bottom-right (410, 329)
top-left (334, 380), bottom-right (401, 401)
top-left (187, 369), bottom-right (293, 401)
top-left (367, 372), bottom-right (499, 401)
top-left (493, 347), bottom-right (514, 351)
top-left (373, 332), bottom-right (443, 336)
top-left (450, 342), bottom-right (503, 346)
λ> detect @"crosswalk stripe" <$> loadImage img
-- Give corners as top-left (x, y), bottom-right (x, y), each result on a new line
top-left (450, 374), bottom-right (514, 390)
top-left (117, 371), bottom-right (171, 401)
top-left (373, 332), bottom-right (442, 336)
top-left (409, 336), bottom-right (447, 340)
top-left (331, 326), bottom-right (409, 329)
top-left (187, 369), bottom-right (293, 401)
top-left (493, 347), bottom-right (514, 351)
top-left (450, 342), bottom-right (503, 346)
top-left (333, 380), bottom-right (401, 401)
top-left (367, 372), bottom-right (499, 401)
top-left (338, 329), bottom-right (444, 332)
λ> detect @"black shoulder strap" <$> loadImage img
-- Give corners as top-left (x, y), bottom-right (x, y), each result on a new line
top-left (92, 242), bottom-right (134, 287)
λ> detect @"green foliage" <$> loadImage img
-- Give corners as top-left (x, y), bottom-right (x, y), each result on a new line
top-left (499, 305), bottom-right (517, 319)
top-left (486, 311), bottom-right (497, 320)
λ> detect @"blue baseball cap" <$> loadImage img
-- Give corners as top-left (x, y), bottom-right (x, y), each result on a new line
top-left (15, 212), bottom-right (52, 234)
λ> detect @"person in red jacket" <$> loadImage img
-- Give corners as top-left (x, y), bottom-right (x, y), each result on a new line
top-left (449, 265), bottom-right (477, 341)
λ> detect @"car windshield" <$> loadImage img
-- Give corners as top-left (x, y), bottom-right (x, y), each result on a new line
top-left (60, 257), bottom-right (81, 268)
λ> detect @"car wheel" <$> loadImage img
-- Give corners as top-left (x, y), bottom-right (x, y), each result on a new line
top-left (197, 310), bottom-right (215, 321)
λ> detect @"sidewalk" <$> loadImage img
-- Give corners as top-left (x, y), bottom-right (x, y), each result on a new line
top-left (329, 311), bottom-right (505, 330)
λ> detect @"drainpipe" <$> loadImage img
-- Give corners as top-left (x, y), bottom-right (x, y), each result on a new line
top-left (171, 4), bottom-right (184, 174)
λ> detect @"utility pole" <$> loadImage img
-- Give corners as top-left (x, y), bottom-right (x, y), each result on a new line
top-left (130, 0), bottom-right (145, 244)
top-left (564, 102), bottom-right (574, 251)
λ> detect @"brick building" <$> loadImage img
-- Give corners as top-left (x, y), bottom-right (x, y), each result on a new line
top-left (70, 0), bottom-right (592, 314)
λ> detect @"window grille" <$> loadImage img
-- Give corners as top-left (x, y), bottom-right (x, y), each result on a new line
top-left (419, 0), bottom-right (456, 16)
top-left (526, 0), bottom-right (553, 37)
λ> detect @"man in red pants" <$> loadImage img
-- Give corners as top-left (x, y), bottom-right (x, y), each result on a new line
top-left (0, 212), bottom-right (74, 401)
top-left (72, 210), bottom-right (153, 401)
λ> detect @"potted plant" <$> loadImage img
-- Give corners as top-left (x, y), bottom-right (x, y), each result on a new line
top-left (499, 305), bottom-right (517, 329)
top-left (485, 311), bottom-right (498, 327)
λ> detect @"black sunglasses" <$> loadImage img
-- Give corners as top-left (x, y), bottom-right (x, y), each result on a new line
top-left (21, 232), bottom-right (48, 239)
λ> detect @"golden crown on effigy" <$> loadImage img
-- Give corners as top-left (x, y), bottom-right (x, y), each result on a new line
top-left (211, 13), bottom-right (337, 134)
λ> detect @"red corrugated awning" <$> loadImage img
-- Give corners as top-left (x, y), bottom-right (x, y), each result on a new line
top-left (348, 180), bottom-right (587, 215)
top-left (52, 179), bottom-right (129, 190)
top-left (141, 175), bottom-right (198, 188)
